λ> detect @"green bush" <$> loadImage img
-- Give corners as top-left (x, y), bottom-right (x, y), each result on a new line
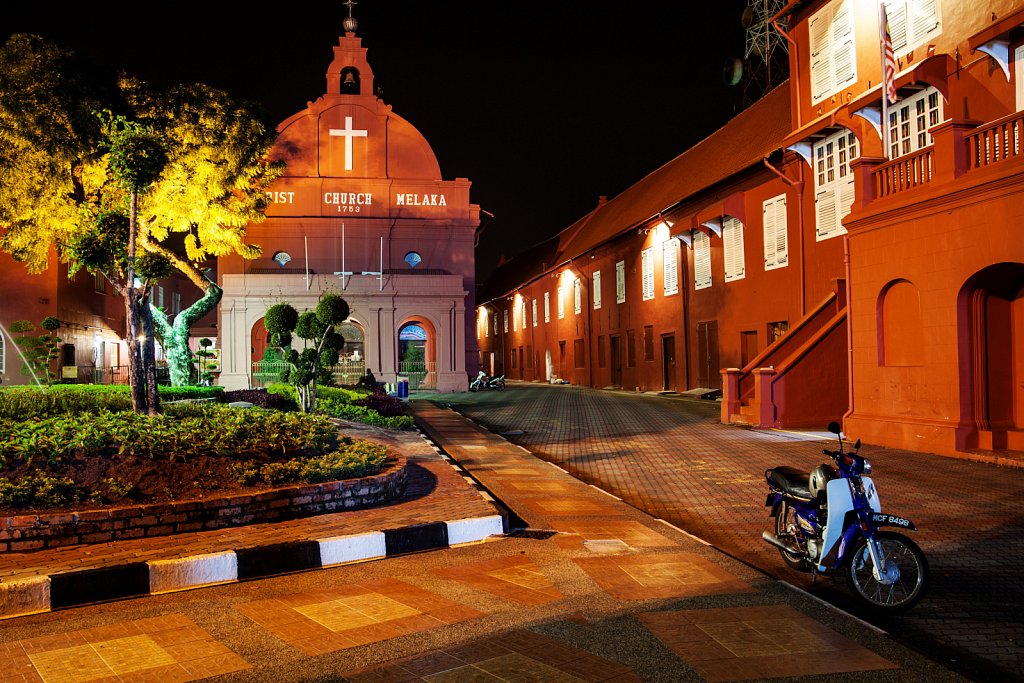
top-left (0, 404), bottom-right (339, 467)
top-left (0, 384), bottom-right (224, 419)
top-left (266, 383), bottom-right (412, 429)
top-left (0, 473), bottom-right (81, 507)
top-left (232, 439), bottom-right (389, 487)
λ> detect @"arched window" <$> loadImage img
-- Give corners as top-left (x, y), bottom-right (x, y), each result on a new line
top-left (877, 279), bottom-right (924, 366)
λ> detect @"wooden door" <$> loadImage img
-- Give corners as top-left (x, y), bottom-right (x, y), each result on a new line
top-left (662, 335), bottom-right (676, 391)
top-left (697, 321), bottom-right (720, 389)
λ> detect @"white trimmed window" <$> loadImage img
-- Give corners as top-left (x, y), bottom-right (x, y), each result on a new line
top-left (887, 86), bottom-right (944, 159)
top-left (641, 248), bottom-right (655, 301)
top-left (763, 193), bottom-right (789, 271)
top-left (809, 0), bottom-right (857, 106)
top-left (482, 310), bottom-right (489, 337)
top-left (503, 310), bottom-right (508, 333)
top-left (173, 291), bottom-right (181, 314)
top-left (723, 216), bottom-right (746, 282)
top-left (663, 239), bottom-right (679, 296)
top-left (156, 286), bottom-right (165, 309)
top-left (882, 0), bottom-right (941, 55)
top-left (557, 287), bottom-right (565, 319)
top-left (814, 128), bottom-right (859, 241)
top-left (573, 278), bottom-right (582, 314)
top-left (694, 230), bottom-right (712, 290)
top-left (1016, 45), bottom-right (1024, 112)
top-left (593, 270), bottom-right (602, 310)
top-left (532, 299), bottom-right (538, 327)
top-left (544, 292), bottom-right (550, 322)
top-left (615, 260), bottom-right (626, 304)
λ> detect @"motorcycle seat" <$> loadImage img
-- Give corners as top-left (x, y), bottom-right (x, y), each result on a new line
top-left (768, 466), bottom-right (812, 500)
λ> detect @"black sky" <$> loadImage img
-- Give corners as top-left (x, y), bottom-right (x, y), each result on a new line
top-left (3, 1), bottom-right (751, 281)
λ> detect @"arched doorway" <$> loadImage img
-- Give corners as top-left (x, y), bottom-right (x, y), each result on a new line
top-left (335, 321), bottom-right (366, 386)
top-left (957, 263), bottom-right (1024, 451)
top-left (398, 319), bottom-right (436, 390)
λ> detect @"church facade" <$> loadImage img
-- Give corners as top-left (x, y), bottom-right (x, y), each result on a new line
top-left (217, 27), bottom-right (480, 393)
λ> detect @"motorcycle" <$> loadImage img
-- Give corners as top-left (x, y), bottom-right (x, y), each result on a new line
top-left (469, 371), bottom-right (505, 392)
top-left (762, 421), bottom-right (928, 613)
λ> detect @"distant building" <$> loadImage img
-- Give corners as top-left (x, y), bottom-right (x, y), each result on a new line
top-left (216, 23), bottom-right (480, 392)
top-left (477, 1), bottom-right (1024, 459)
top-left (0, 248), bottom-right (195, 386)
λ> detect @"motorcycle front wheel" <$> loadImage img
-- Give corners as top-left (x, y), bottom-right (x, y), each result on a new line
top-left (469, 383), bottom-right (479, 392)
top-left (846, 531), bottom-right (928, 613)
top-left (774, 501), bottom-right (811, 571)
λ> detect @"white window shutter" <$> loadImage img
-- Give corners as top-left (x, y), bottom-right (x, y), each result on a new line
top-left (503, 310), bottom-right (508, 333)
top-left (1016, 46), bottom-right (1024, 112)
top-left (763, 194), bottom-right (788, 271)
top-left (544, 292), bottom-right (550, 322)
top-left (663, 240), bottom-right (678, 295)
top-left (558, 287), bottom-right (565, 319)
top-left (723, 217), bottom-right (746, 282)
top-left (883, 0), bottom-right (909, 53)
top-left (641, 248), bottom-right (655, 300)
top-left (532, 299), bottom-right (538, 327)
top-left (815, 186), bottom-right (838, 240)
top-left (694, 231), bottom-right (712, 290)
top-left (809, 7), bottom-right (833, 102)
top-left (593, 270), bottom-right (602, 309)
top-left (573, 278), bottom-right (582, 314)
top-left (615, 261), bottom-right (626, 303)
top-left (831, 0), bottom-right (857, 89)
top-left (910, 0), bottom-right (939, 44)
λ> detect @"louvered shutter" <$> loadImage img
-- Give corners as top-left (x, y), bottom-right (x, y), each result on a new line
top-left (642, 248), bottom-right (655, 300)
top-left (763, 194), bottom-right (788, 271)
top-left (723, 216), bottom-right (746, 282)
top-left (663, 240), bottom-right (678, 295)
top-left (593, 270), bottom-right (602, 309)
top-left (615, 261), bottom-right (626, 303)
top-left (694, 231), bottom-right (712, 290)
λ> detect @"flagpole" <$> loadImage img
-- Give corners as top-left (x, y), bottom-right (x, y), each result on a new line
top-left (879, 3), bottom-right (891, 161)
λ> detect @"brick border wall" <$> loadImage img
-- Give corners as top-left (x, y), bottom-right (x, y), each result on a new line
top-left (0, 455), bottom-right (408, 553)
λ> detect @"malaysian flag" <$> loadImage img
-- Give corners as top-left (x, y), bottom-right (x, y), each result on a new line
top-left (882, 4), bottom-right (898, 104)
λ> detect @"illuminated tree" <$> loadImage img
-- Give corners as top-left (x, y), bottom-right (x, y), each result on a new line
top-left (264, 294), bottom-right (350, 413)
top-left (0, 34), bottom-right (282, 398)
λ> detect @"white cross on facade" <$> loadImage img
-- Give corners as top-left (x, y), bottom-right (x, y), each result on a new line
top-left (329, 116), bottom-right (367, 171)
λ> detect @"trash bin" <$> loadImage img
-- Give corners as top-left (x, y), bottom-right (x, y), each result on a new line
top-left (397, 377), bottom-right (409, 399)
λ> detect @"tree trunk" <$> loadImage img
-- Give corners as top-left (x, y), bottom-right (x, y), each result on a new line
top-left (152, 279), bottom-right (223, 386)
top-left (125, 190), bottom-right (148, 414)
top-left (141, 298), bottom-right (161, 415)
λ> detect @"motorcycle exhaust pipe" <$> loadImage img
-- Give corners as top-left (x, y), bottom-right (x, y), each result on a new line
top-left (762, 531), bottom-right (793, 552)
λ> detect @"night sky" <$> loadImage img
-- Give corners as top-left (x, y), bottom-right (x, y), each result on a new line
top-left (3, 1), bottom-right (753, 281)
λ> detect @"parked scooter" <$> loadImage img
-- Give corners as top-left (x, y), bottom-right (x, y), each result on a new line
top-left (469, 371), bottom-right (505, 392)
top-left (762, 421), bottom-right (928, 613)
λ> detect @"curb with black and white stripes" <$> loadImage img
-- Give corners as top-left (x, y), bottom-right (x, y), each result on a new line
top-left (0, 514), bottom-right (504, 620)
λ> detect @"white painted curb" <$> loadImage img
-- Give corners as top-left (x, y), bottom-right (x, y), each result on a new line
top-left (446, 515), bottom-right (504, 546)
top-left (148, 551), bottom-right (238, 594)
top-left (0, 575), bottom-right (50, 620)
top-left (319, 531), bottom-right (387, 566)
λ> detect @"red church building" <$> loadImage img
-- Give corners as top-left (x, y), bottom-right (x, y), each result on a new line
top-left (217, 18), bottom-right (480, 393)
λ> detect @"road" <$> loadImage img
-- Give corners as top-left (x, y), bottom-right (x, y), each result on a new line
top-left (436, 382), bottom-right (1024, 682)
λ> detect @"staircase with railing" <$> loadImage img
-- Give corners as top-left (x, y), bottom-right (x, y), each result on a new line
top-left (721, 281), bottom-right (849, 429)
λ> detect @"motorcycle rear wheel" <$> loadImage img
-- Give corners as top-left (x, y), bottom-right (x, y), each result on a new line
top-left (845, 531), bottom-right (928, 613)
top-left (775, 501), bottom-right (811, 571)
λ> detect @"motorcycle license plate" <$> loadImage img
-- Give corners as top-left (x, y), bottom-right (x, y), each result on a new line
top-left (872, 512), bottom-right (915, 529)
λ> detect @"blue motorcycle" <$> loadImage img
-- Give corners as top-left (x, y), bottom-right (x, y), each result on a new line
top-left (762, 421), bottom-right (929, 613)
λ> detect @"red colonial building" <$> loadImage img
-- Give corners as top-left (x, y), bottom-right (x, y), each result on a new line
top-left (478, 0), bottom-right (1024, 460)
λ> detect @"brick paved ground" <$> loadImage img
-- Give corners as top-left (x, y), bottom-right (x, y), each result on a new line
top-left (423, 382), bottom-right (1024, 682)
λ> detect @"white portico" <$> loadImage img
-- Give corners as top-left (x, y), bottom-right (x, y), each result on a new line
top-left (216, 21), bottom-right (479, 393)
